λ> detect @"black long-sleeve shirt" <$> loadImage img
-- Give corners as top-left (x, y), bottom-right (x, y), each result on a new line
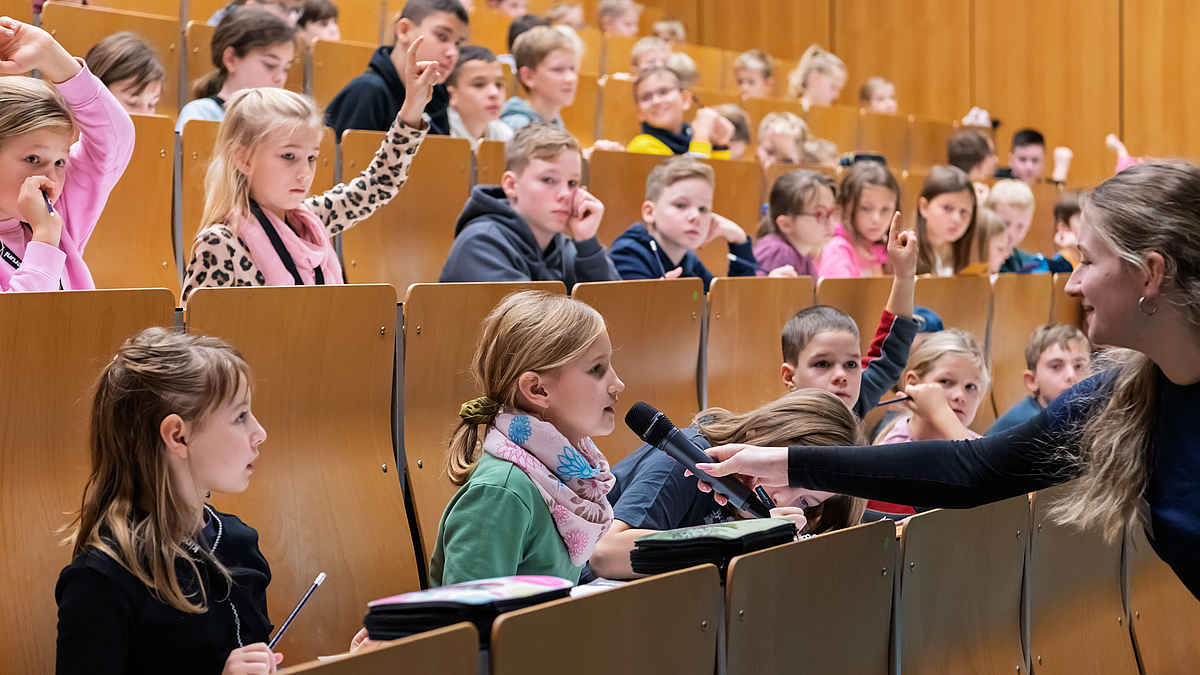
top-left (55, 507), bottom-right (272, 675)
top-left (786, 371), bottom-right (1200, 600)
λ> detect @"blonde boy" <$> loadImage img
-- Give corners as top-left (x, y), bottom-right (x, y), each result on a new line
top-left (597, 0), bottom-right (641, 35)
top-left (985, 178), bottom-right (1037, 273)
top-left (734, 49), bottom-right (773, 100)
top-left (500, 26), bottom-right (582, 130)
top-left (628, 36), bottom-right (670, 76)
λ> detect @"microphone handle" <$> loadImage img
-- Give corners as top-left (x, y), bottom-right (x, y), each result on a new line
top-left (660, 427), bottom-right (772, 518)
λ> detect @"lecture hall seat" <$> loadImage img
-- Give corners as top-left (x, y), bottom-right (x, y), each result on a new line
top-left (705, 275), bottom-right (816, 412)
top-left (858, 110), bottom-right (909, 172)
top-left (1126, 525), bottom-right (1200, 675)
top-left (0, 288), bottom-right (175, 675)
top-left (675, 41), bottom-right (726, 90)
top-left (562, 72), bottom-right (600, 147)
top-left (599, 33), bottom-right (637, 76)
top-left (1025, 181), bottom-right (1063, 258)
top-left (814, 276), bottom-right (894, 355)
top-left (805, 104), bottom-right (858, 157)
top-left (402, 281), bottom-right (567, 564)
top-left (1050, 273), bottom-right (1084, 329)
top-left (988, 273), bottom-right (1053, 418)
top-left (908, 116), bottom-right (955, 174)
top-left (187, 285), bottom-right (423, 664)
top-left (475, 139), bottom-right (507, 186)
top-left (310, 38), bottom-right (378, 112)
top-left (571, 278), bottom-right (704, 464)
top-left (276, 624), bottom-right (478, 675)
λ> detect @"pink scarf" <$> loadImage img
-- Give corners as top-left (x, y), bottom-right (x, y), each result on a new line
top-left (237, 205), bottom-right (343, 286)
top-left (483, 413), bottom-right (615, 566)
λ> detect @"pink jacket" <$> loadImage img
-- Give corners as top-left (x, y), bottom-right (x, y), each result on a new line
top-left (816, 223), bottom-right (887, 279)
top-left (0, 61), bottom-right (135, 292)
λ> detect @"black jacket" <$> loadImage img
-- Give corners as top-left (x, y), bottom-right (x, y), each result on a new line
top-left (439, 185), bottom-right (620, 288)
top-left (324, 46), bottom-right (450, 138)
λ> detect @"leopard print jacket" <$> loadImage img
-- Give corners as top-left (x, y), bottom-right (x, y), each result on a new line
top-left (181, 119), bottom-right (426, 302)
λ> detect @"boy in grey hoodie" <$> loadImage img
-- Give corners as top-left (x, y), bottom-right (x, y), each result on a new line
top-left (440, 124), bottom-right (620, 287)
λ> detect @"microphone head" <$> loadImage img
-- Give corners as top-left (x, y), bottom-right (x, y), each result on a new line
top-left (625, 401), bottom-right (675, 447)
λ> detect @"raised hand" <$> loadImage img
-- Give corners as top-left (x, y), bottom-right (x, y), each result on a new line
top-left (567, 186), bottom-right (604, 241)
top-left (397, 35), bottom-right (441, 128)
top-left (0, 17), bottom-right (79, 82)
top-left (886, 210), bottom-right (917, 279)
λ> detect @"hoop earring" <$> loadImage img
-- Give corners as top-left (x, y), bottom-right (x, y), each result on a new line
top-left (1139, 296), bottom-right (1159, 316)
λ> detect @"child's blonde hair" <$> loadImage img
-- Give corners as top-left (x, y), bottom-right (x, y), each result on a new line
top-left (903, 328), bottom-right (991, 393)
top-left (787, 44), bottom-right (846, 101)
top-left (734, 49), bottom-right (772, 79)
top-left (200, 87), bottom-right (322, 230)
top-left (667, 51), bottom-right (698, 88)
top-left (694, 389), bottom-right (867, 534)
top-left (629, 36), bottom-right (670, 71)
top-left (858, 76), bottom-right (893, 106)
top-left (757, 111), bottom-right (832, 166)
top-left (644, 155), bottom-right (714, 202)
top-left (546, 3), bottom-right (582, 25)
top-left (447, 291), bottom-right (607, 485)
top-left (0, 77), bottom-right (76, 148)
top-left (597, 0), bottom-right (641, 25)
top-left (513, 25), bottom-right (583, 94)
top-left (975, 205), bottom-right (1007, 265)
top-left (758, 168), bottom-right (836, 239)
top-left (652, 19), bottom-right (685, 43)
top-left (66, 327), bottom-right (251, 613)
top-left (985, 178), bottom-right (1035, 212)
top-left (504, 122), bottom-right (580, 174)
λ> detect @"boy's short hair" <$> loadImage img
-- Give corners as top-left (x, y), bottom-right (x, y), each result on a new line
top-left (508, 14), bottom-right (550, 52)
top-left (985, 178), bottom-right (1035, 212)
top-left (504, 122), bottom-right (580, 174)
top-left (733, 49), bottom-right (772, 78)
top-left (597, 0), bottom-right (641, 23)
top-left (632, 65), bottom-right (682, 102)
top-left (1053, 192), bottom-right (1081, 224)
top-left (1024, 324), bottom-right (1090, 370)
top-left (947, 129), bottom-right (992, 174)
top-left (667, 52), bottom-right (698, 87)
top-left (782, 305), bottom-right (859, 365)
top-left (630, 36), bottom-right (669, 68)
top-left (712, 104), bottom-right (750, 144)
top-left (1012, 128), bottom-right (1045, 150)
top-left (513, 25), bottom-right (582, 76)
top-left (400, 0), bottom-right (469, 27)
top-left (297, 0), bottom-right (338, 27)
top-left (644, 155), bottom-right (714, 202)
top-left (447, 45), bottom-right (497, 87)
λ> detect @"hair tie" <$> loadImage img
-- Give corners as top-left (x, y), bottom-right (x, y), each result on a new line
top-left (459, 396), bottom-right (501, 425)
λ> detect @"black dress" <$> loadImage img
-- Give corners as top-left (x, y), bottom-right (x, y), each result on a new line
top-left (55, 506), bottom-right (272, 675)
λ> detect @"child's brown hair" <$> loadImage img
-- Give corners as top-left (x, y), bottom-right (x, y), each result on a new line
top-left (758, 169), bottom-right (836, 240)
top-left (84, 32), bottom-right (165, 97)
top-left (836, 160), bottom-right (900, 247)
top-left (914, 165), bottom-right (978, 275)
top-left (1024, 324), bottom-right (1090, 371)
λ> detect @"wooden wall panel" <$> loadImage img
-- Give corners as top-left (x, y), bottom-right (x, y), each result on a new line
top-left (1122, 0), bottom-right (1200, 164)
top-left (973, 0), bottom-right (1120, 185)
top-left (833, 0), bottom-right (971, 120)
top-left (697, 0), bottom-right (829, 62)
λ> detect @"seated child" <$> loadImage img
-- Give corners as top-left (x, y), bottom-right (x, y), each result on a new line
top-left (755, 111), bottom-right (805, 166)
top-left (787, 44), bottom-right (846, 111)
top-left (666, 51), bottom-right (699, 88)
top-left (628, 67), bottom-right (732, 158)
top-left (989, 324), bottom-right (1091, 434)
top-left (487, 0), bottom-right (528, 18)
top-left (430, 290), bottom-right (622, 586)
top-left (999, 128), bottom-right (1073, 184)
top-left (611, 156), bottom-right (780, 289)
top-left (986, 178), bottom-right (1072, 274)
top-left (84, 32), bottom-right (165, 115)
top-left (178, 8), bottom-right (296, 132)
top-left (506, 13), bottom-right (550, 53)
top-left (326, 0), bottom-right (469, 137)
top-left (628, 36), bottom-right (670, 76)
top-left (859, 76), bottom-right (896, 115)
top-left (733, 49), bottom-right (773, 99)
top-left (652, 19), bottom-right (685, 46)
top-left (597, 0), bottom-right (641, 36)
top-left (976, 206), bottom-right (1012, 275)
top-left (754, 169), bottom-right (837, 277)
top-left (500, 25), bottom-right (581, 130)
top-left (947, 128), bottom-right (997, 203)
top-left (711, 104), bottom-right (750, 160)
top-left (818, 159), bottom-right (901, 278)
top-left (870, 329), bottom-right (990, 515)
top-left (588, 389), bottom-right (866, 580)
top-left (446, 45), bottom-right (515, 150)
top-left (295, 0), bottom-right (340, 43)
top-left (440, 123), bottom-right (619, 286)
top-left (547, 3), bottom-right (586, 29)
top-left (1052, 192), bottom-right (1081, 267)
top-left (914, 166), bottom-right (978, 276)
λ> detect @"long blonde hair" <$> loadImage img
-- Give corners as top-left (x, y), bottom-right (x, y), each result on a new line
top-left (787, 44), bottom-right (846, 101)
top-left (199, 87), bottom-right (322, 232)
top-left (874, 329), bottom-right (990, 442)
top-left (65, 328), bottom-right (251, 613)
top-left (0, 76), bottom-right (76, 148)
top-left (1050, 161), bottom-right (1200, 541)
top-left (446, 291), bottom-right (607, 485)
top-left (694, 389), bottom-right (867, 534)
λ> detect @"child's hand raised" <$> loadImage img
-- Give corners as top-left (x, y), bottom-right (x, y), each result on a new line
top-left (0, 17), bottom-right (80, 82)
top-left (886, 210), bottom-right (917, 279)
top-left (397, 35), bottom-right (441, 129)
top-left (567, 186), bottom-right (604, 241)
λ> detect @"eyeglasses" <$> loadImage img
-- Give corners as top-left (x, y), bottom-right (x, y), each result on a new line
top-left (795, 207), bottom-right (840, 224)
top-left (636, 86), bottom-right (681, 104)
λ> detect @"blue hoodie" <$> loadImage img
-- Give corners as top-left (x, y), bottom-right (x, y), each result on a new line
top-left (439, 185), bottom-right (620, 288)
top-left (609, 223), bottom-right (756, 291)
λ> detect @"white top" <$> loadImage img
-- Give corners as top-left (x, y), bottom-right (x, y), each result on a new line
top-left (448, 107), bottom-right (515, 152)
top-left (176, 97), bottom-right (225, 133)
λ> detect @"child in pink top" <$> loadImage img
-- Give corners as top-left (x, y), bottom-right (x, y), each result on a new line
top-left (753, 169), bottom-right (836, 277)
top-left (0, 18), bottom-right (135, 293)
top-left (817, 159), bottom-right (899, 278)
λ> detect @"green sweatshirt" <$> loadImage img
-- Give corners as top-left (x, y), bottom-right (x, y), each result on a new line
top-left (428, 453), bottom-right (580, 587)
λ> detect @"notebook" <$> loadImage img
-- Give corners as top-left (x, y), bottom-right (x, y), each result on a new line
top-left (630, 518), bottom-right (798, 576)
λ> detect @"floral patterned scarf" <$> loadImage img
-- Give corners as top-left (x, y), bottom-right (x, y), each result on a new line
top-left (482, 412), bottom-right (615, 566)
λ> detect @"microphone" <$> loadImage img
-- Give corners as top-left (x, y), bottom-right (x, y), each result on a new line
top-left (625, 402), bottom-right (772, 519)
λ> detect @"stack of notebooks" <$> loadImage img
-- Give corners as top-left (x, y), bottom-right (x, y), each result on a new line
top-left (363, 575), bottom-right (573, 644)
top-left (630, 518), bottom-right (798, 576)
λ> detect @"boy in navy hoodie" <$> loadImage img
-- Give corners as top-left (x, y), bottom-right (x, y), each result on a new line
top-left (325, 0), bottom-right (467, 137)
top-left (611, 156), bottom-right (796, 291)
top-left (440, 123), bottom-right (620, 287)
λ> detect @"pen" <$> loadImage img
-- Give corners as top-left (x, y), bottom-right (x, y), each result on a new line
top-left (875, 395), bottom-right (912, 406)
top-left (726, 252), bottom-right (767, 273)
top-left (42, 190), bottom-right (54, 215)
top-left (268, 572), bottom-right (326, 650)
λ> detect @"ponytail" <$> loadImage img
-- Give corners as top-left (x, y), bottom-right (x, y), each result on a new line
top-left (787, 44), bottom-right (845, 101)
top-left (191, 7), bottom-right (295, 101)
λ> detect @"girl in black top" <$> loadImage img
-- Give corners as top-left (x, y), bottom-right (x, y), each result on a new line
top-left (691, 162), bottom-right (1200, 601)
top-left (55, 328), bottom-right (278, 675)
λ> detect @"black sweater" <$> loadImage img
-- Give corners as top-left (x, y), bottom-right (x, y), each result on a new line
top-left (55, 507), bottom-right (272, 675)
top-left (785, 371), bottom-right (1200, 601)
top-left (324, 46), bottom-right (450, 138)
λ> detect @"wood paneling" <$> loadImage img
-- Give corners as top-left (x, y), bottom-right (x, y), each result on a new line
top-left (1122, 0), bottom-right (1200, 165)
top-left (973, 0), bottom-right (1120, 185)
top-left (697, 0), bottom-right (829, 62)
top-left (834, 0), bottom-right (970, 120)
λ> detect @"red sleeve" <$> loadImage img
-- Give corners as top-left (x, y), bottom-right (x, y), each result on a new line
top-left (862, 308), bottom-right (897, 368)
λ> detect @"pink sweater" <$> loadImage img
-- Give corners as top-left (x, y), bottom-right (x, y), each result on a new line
top-left (816, 223), bottom-right (887, 279)
top-left (0, 61), bottom-right (135, 292)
